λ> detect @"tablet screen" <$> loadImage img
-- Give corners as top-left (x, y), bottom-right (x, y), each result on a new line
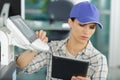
top-left (52, 55), bottom-right (89, 80)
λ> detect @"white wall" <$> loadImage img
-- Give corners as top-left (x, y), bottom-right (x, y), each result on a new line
top-left (109, 0), bottom-right (120, 67)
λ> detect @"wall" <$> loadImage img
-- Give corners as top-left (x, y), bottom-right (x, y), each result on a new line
top-left (109, 0), bottom-right (120, 67)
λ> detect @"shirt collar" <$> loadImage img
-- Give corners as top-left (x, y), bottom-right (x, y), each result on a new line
top-left (84, 40), bottom-right (94, 56)
top-left (56, 38), bottom-right (94, 56)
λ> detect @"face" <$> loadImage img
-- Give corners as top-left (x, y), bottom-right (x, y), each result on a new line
top-left (68, 18), bottom-right (96, 43)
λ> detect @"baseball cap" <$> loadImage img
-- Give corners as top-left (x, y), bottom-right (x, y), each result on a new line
top-left (69, 1), bottom-right (103, 29)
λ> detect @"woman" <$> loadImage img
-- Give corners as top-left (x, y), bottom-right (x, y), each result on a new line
top-left (17, 1), bottom-right (108, 80)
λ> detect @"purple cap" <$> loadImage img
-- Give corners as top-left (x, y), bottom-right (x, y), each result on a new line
top-left (70, 1), bottom-right (103, 29)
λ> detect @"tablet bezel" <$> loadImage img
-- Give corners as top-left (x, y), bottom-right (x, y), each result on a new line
top-left (52, 55), bottom-right (89, 79)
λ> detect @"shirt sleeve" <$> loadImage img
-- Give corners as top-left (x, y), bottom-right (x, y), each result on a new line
top-left (91, 54), bottom-right (108, 80)
top-left (18, 51), bottom-right (49, 74)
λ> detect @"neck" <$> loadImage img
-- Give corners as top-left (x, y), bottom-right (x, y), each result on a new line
top-left (66, 37), bottom-right (88, 56)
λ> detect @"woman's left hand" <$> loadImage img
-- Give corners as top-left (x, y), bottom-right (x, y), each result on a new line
top-left (71, 76), bottom-right (90, 80)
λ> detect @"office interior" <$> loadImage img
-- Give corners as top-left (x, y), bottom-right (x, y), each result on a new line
top-left (0, 0), bottom-right (120, 80)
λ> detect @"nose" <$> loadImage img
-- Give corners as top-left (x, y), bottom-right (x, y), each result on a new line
top-left (83, 26), bottom-right (90, 34)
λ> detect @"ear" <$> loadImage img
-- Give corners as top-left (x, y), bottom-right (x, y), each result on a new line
top-left (68, 18), bottom-right (73, 29)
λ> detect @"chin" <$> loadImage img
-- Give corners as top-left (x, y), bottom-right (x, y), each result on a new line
top-left (78, 39), bottom-right (88, 44)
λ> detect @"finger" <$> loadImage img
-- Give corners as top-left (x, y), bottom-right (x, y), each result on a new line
top-left (36, 30), bottom-right (43, 38)
top-left (77, 76), bottom-right (87, 80)
top-left (41, 31), bottom-right (47, 40)
top-left (38, 30), bottom-right (47, 40)
top-left (71, 76), bottom-right (76, 80)
top-left (38, 30), bottom-right (44, 38)
top-left (42, 37), bottom-right (48, 43)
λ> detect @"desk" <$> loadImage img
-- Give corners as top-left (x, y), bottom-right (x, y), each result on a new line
top-left (25, 20), bottom-right (70, 31)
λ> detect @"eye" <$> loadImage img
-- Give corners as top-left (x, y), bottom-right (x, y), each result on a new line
top-left (90, 25), bottom-right (96, 29)
top-left (79, 24), bottom-right (86, 27)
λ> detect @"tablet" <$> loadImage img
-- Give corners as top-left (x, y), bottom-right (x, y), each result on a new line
top-left (52, 55), bottom-right (89, 80)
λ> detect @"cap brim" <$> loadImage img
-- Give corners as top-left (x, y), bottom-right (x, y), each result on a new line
top-left (78, 21), bottom-right (103, 29)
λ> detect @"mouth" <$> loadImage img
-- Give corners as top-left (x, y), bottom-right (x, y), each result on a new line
top-left (81, 36), bottom-right (89, 40)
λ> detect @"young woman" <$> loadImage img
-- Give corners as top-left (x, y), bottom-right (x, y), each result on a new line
top-left (16, 1), bottom-right (108, 80)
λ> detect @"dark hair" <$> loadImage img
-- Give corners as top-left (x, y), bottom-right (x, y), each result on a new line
top-left (70, 17), bottom-right (75, 21)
